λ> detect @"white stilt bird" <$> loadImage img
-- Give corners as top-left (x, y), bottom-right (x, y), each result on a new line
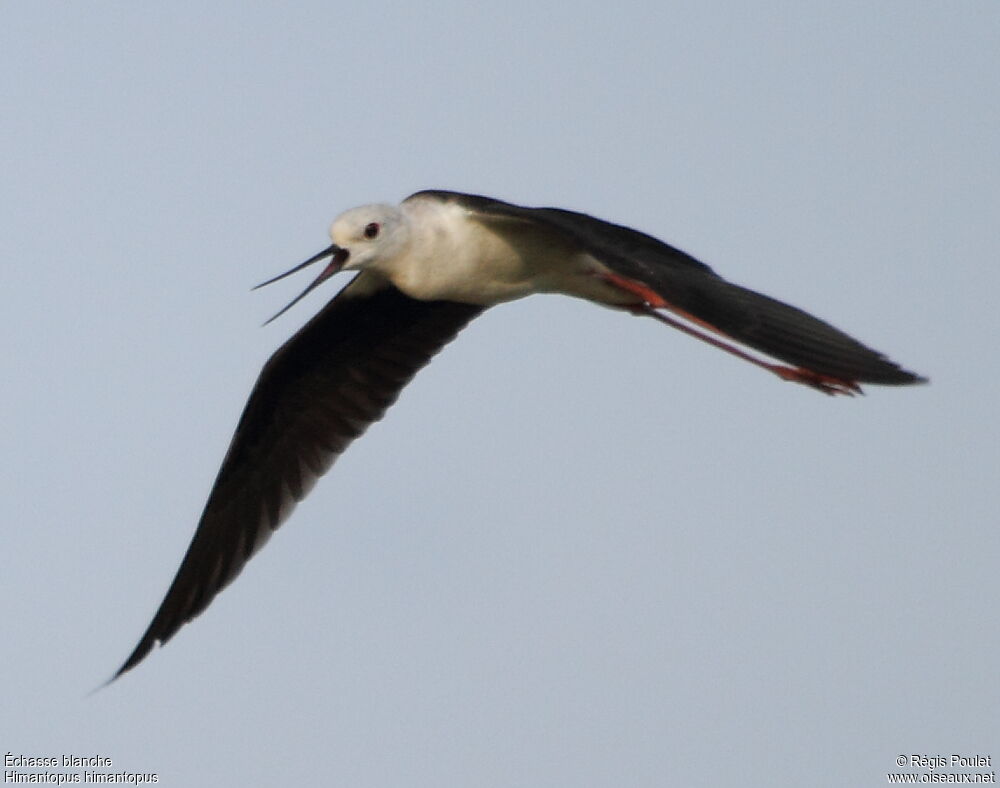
top-left (115, 190), bottom-right (924, 678)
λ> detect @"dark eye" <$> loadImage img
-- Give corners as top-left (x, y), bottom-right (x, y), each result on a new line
top-left (363, 222), bottom-right (380, 239)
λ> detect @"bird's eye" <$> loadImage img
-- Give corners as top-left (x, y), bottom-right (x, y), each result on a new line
top-left (363, 222), bottom-right (380, 239)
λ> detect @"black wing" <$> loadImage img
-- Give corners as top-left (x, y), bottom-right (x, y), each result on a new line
top-left (116, 274), bottom-right (484, 677)
top-left (413, 190), bottom-right (924, 386)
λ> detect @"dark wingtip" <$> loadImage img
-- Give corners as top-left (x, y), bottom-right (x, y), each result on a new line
top-left (111, 638), bottom-right (155, 682)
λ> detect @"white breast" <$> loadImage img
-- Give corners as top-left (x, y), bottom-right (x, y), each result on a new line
top-left (383, 198), bottom-right (635, 307)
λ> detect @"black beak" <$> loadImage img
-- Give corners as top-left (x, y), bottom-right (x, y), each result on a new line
top-left (254, 243), bottom-right (349, 325)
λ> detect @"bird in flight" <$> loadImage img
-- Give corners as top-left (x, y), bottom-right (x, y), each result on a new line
top-left (114, 189), bottom-right (925, 678)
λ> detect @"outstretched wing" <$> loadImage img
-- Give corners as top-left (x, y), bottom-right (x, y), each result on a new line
top-left (116, 274), bottom-right (484, 677)
top-left (413, 190), bottom-right (924, 386)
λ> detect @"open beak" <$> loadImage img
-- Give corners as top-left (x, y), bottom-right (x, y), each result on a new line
top-left (254, 243), bottom-right (350, 325)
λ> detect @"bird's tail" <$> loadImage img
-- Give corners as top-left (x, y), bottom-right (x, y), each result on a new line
top-left (681, 279), bottom-right (926, 386)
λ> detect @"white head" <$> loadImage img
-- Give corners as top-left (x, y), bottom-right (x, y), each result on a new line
top-left (329, 203), bottom-right (411, 273)
top-left (255, 201), bottom-right (411, 323)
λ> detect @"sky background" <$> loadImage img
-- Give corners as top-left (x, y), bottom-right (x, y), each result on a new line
top-left (2, 3), bottom-right (998, 786)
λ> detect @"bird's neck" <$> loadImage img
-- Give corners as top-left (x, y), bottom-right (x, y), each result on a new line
top-left (376, 201), bottom-right (546, 306)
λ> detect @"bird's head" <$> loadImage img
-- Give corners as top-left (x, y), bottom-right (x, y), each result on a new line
top-left (254, 203), bottom-right (410, 324)
top-left (329, 203), bottom-right (409, 272)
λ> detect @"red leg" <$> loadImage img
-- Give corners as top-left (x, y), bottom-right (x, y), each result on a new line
top-left (594, 270), bottom-right (862, 396)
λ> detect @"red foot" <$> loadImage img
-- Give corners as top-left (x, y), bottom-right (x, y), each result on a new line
top-left (767, 365), bottom-right (862, 397)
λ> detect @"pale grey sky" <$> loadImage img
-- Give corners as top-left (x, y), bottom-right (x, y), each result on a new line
top-left (2, 3), bottom-right (997, 786)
